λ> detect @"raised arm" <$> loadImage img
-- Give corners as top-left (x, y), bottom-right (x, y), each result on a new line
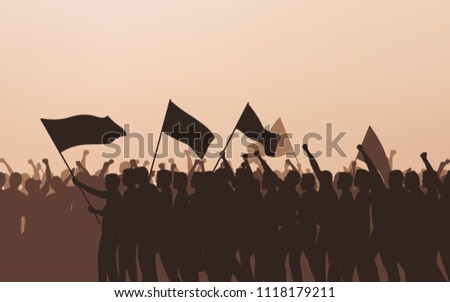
top-left (188, 159), bottom-right (201, 180)
top-left (285, 159), bottom-right (298, 172)
top-left (72, 177), bottom-right (108, 199)
top-left (38, 159), bottom-right (51, 198)
top-left (185, 150), bottom-right (193, 173)
top-left (255, 151), bottom-right (282, 184)
top-left (0, 158), bottom-right (14, 175)
top-left (437, 159), bottom-right (450, 179)
top-left (302, 144), bottom-right (324, 183)
top-left (219, 152), bottom-right (235, 181)
top-left (63, 168), bottom-right (75, 186)
top-left (99, 160), bottom-right (114, 180)
top-left (420, 152), bottom-right (434, 171)
top-left (76, 161), bottom-right (90, 176)
top-left (81, 150), bottom-right (89, 170)
top-left (28, 159), bottom-right (41, 180)
top-left (389, 150), bottom-right (397, 170)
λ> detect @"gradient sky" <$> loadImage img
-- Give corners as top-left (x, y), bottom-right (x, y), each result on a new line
top-left (1, 1), bottom-right (449, 174)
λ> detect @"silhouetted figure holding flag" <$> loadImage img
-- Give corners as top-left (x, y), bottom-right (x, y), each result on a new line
top-left (73, 174), bottom-right (121, 282)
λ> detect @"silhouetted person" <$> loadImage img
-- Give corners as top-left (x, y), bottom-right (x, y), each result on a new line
top-left (118, 168), bottom-right (138, 282)
top-left (335, 172), bottom-right (356, 281)
top-left (156, 169), bottom-right (180, 281)
top-left (353, 169), bottom-right (380, 281)
top-left (173, 172), bottom-right (198, 281)
top-left (303, 144), bottom-right (338, 281)
top-left (134, 167), bottom-right (159, 281)
top-left (418, 153), bottom-right (446, 281)
top-left (298, 173), bottom-right (320, 281)
top-left (73, 174), bottom-right (121, 282)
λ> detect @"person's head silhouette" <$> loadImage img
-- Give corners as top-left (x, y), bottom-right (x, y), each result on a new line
top-left (300, 173), bottom-right (316, 192)
top-left (24, 178), bottom-right (40, 195)
top-left (9, 172), bottom-right (22, 190)
top-left (320, 170), bottom-right (333, 186)
top-left (405, 171), bottom-right (420, 191)
top-left (422, 170), bottom-right (437, 189)
top-left (122, 168), bottom-right (135, 188)
top-left (337, 172), bottom-right (353, 191)
top-left (135, 167), bottom-right (149, 186)
top-left (50, 176), bottom-right (64, 193)
top-left (388, 170), bottom-right (404, 189)
top-left (104, 174), bottom-right (120, 191)
top-left (284, 170), bottom-right (301, 189)
top-left (156, 169), bottom-right (172, 189)
top-left (173, 172), bottom-right (188, 190)
top-left (354, 169), bottom-right (371, 190)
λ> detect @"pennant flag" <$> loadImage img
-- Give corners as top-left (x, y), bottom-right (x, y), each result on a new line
top-left (246, 117), bottom-right (295, 158)
top-left (162, 100), bottom-right (215, 159)
top-left (41, 115), bottom-right (126, 153)
top-left (236, 104), bottom-right (280, 157)
top-left (357, 126), bottom-right (391, 183)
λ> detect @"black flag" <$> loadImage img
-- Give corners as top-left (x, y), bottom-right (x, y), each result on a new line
top-left (41, 115), bottom-right (126, 153)
top-left (236, 104), bottom-right (280, 157)
top-left (162, 100), bottom-right (215, 159)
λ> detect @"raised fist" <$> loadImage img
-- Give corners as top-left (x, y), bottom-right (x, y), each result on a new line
top-left (242, 153), bottom-right (249, 160)
top-left (28, 159), bottom-right (33, 165)
top-left (357, 145), bottom-right (363, 151)
top-left (83, 150), bottom-right (89, 156)
top-left (42, 158), bottom-right (49, 165)
top-left (420, 152), bottom-right (427, 159)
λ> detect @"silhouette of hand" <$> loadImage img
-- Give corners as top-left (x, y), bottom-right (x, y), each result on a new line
top-left (42, 158), bottom-right (49, 165)
top-left (254, 150), bottom-right (260, 158)
top-left (201, 158), bottom-right (206, 163)
top-left (88, 206), bottom-right (95, 213)
top-left (28, 159), bottom-right (33, 165)
top-left (83, 150), bottom-right (89, 156)
top-left (242, 153), bottom-right (249, 159)
top-left (76, 161), bottom-right (82, 167)
top-left (194, 159), bottom-right (201, 165)
top-left (390, 150), bottom-right (397, 156)
top-left (420, 152), bottom-right (427, 159)
top-left (285, 159), bottom-right (292, 165)
top-left (72, 177), bottom-right (80, 186)
top-left (302, 144), bottom-right (309, 152)
top-left (357, 144), bottom-right (364, 152)
top-left (108, 159), bottom-right (114, 165)
top-left (0, 158), bottom-right (5, 163)
top-left (36, 163), bottom-right (42, 170)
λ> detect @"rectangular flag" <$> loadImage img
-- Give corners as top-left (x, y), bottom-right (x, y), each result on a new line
top-left (41, 115), bottom-right (126, 153)
top-left (236, 104), bottom-right (280, 157)
top-left (162, 100), bottom-right (215, 159)
top-left (357, 126), bottom-right (391, 183)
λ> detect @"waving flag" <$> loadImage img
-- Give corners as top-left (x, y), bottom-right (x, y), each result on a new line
top-left (41, 115), bottom-right (126, 152)
top-left (236, 104), bottom-right (280, 157)
top-left (162, 100), bottom-right (215, 159)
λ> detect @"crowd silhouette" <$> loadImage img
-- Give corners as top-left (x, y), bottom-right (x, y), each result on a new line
top-left (0, 144), bottom-right (449, 282)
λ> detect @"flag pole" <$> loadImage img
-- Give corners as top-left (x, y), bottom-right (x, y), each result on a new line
top-left (212, 102), bottom-right (249, 172)
top-left (58, 150), bottom-right (101, 224)
top-left (148, 130), bottom-right (163, 182)
top-left (148, 100), bottom-right (171, 181)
